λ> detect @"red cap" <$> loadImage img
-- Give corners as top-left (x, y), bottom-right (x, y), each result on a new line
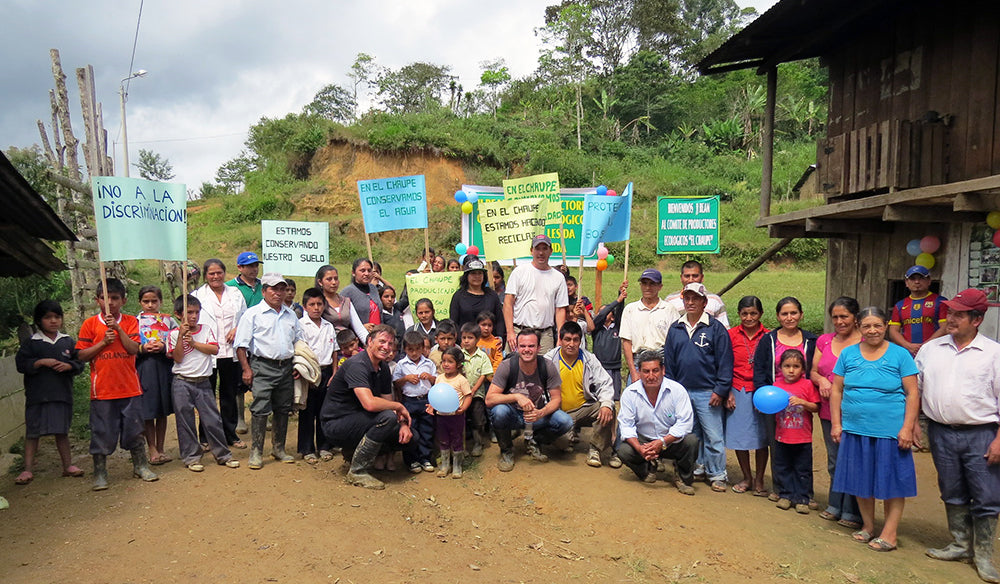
top-left (943, 288), bottom-right (989, 313)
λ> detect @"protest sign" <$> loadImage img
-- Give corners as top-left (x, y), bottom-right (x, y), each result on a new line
top-left (477, 196), bottom-right (548, 260)
top-left (261, 220), bottom-right (330, 276)
top-left (357, 175), bottom-right (427, 234)
top-left (91, 176), bottom-right (187, 261)
top-left (581, 182), bottom-right (633, 256)
top-left (656, 196), bottom-right (720, 254)
top-left (405, 271), bottom-right (462, 315)
top-left (502, 172), bottom-right (562, 224)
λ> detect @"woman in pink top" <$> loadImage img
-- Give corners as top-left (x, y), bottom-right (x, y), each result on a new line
top-left (810, 296), bottom-right (863, 528)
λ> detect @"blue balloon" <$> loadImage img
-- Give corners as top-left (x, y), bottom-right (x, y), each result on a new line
top-left (428, 382), bottom-right (460, 413)
top-left (752, 385), bottom-right (790, 415)
top-left (455, 242), bottom-right (468, 255)
top-left (906, 239), bottom-right (922, 257)
top-left (466, 192), bottom-right (478, 203)
top-left (596, 185), bottom-right (608, 196)
top-left (454, 190), bottom-right (468, 203)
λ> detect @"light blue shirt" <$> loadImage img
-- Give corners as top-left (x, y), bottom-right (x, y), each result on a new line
top-left (834, 342), bottom-right (919, 439)
top-left (618, 376), bottom-right (694, 441)
top-left (392, 354), bottom-right (437, 397)
top-left (233, 302), bottom-right (303, 360)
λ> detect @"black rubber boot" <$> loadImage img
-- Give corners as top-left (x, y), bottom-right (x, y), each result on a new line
top-left (92, 454), bottom-right (109, 491)
top-left (347, 436), bottom-right (385, 490)
top-left (495, 428), bottom-right (515, 472)
top-left (270, 413), bottom-right (294, 463)
top-left (248, 415), bottom-right (267, 469)
top-left (974, 516), bottom-right (1000, 583)
top-left (926, 504), bottom-right (973, 561)
top-left (130, 446), bottom-right (159, 482)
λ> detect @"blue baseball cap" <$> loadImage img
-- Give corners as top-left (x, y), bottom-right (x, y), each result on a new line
top-left (237, 251), bottom-right (261, 266)
top-left (905, 265), bottom-right (930, 278)
top-left (639, 269), bottom-right (662, 283)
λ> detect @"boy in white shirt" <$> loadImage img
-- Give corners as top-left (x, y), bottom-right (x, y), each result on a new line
top-left (298, 287), bottom-right (339, 463)
top-left (392, 330), bottom-right (438, 473)
top-left (169, 295), bottom-right (239, 472)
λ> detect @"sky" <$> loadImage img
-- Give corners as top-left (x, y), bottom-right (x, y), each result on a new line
top-left (1, 0), bottom-right (778, 193)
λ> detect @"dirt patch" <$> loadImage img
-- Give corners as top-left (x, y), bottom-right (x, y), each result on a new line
top-left (0, 423), bottom-right (983, 584)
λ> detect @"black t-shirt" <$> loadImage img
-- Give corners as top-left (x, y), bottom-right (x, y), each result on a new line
top-left (320, 351), bottom-right (391, 423)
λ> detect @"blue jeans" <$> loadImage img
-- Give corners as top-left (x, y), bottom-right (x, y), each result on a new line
top-left (489, 404), bottom-right (573, 445)
top-left (689, 389), bottom-right (727, 482)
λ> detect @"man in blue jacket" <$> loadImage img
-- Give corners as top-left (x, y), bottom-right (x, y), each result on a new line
top-left (663, 282), bottom-right (733, 492)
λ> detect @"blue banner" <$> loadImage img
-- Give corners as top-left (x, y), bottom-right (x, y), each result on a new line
top-left (580, 182), bottom-right (632, 256)
top-left (357, 175), bottom-right (427, 234)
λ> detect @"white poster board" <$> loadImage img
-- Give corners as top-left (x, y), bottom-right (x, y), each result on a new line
top-left (260, 220), bottom-right (329, 277)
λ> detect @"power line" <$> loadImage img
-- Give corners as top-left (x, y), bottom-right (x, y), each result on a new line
top-left (124, 0), bottom-right (144, 95)
top-left (128, 131), bottom-right (248, 145)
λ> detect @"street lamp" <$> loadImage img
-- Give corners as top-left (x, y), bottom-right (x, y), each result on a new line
top-left (119, 69), bottom-right (148, 177)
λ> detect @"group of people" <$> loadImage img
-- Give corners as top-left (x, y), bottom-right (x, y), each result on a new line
top-left (13, 235), bottom-right (1000, 582)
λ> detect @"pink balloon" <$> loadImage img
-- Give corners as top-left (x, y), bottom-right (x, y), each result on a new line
top-left (919, 235), bottom-right (941, 254)
top-left (607, 189), bottom-right (617, 197)
top-left (467, 245), bottom-right (479, 256)
top-left (597, 248), bottom-right (609, 259)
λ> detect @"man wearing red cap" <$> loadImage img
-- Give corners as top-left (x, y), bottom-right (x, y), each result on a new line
top-left (915, 288), bottom-right (1000, 583)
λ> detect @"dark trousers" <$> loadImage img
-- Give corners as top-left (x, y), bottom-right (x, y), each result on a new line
top-left (465, 396), bottom-right (489, 434)
top-left (249, 357), bottom-right (293, 416)
top-left (323, 409), bottom-right (417, 457)
top-left (211, 358), bottom-right (242, 444)
top-left (403, 396), bottom-right (434, 465)
top-left (617, 433), bottom-right (699, 483)
top-left (929, 420), bottom-right (1000, 517)
top-left (173, 377), bottom-right (231, 465)
top-left (297, 366), bottom-right (334, 455)
top-left (773, 441), bottom-right (812, 505)
top-left (436, 413), bottom-right (466, 451)
top-left (89, 396), bottom-right (145, 455)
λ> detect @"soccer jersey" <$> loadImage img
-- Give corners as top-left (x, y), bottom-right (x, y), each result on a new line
top-left (890, 292), bottom-right (947, 344)
top-left (76, 313), bottom-right (142, 400)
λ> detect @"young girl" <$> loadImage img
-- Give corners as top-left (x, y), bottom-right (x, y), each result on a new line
top-left (14, 300), bottom-right (85, 484)
top-left (380, 285), bottom-right (406, 361)
top-left (772, 349), bottom-right (821, 514)
top-left (428, 347), bottom-right (472, 478)
top-left (476, 311), bottom-right (504, 372)
top-left (136, 285), bottom-right (177, 465)
top-left (408, 298), bottom-right (438, 339)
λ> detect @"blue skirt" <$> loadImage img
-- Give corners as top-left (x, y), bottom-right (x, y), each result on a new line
top-left (832, 432), bottom-right (916, 499)
top-left (724, 388), bottom-right (767, 450)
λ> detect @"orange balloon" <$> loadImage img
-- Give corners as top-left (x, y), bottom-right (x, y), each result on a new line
top-left (596, 259), bottom-right (608, 271)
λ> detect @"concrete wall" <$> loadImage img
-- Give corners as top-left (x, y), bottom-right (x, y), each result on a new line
top-left (0, 355), bottom-right (25, 453)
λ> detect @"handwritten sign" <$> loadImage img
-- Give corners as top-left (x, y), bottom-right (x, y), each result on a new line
top-left (91, 176), bottom-right (187, 261)
top-left (656, 196), bottom-right (720, 254)
top-left (581, 182), bottom-right (632, 256)
top-left (261, 220), bottom-right (330, 276)
top-left (478, 197), bottom-right (548, 260)
top-left (357, 175), bottom-right (427, 234)
top-left (502, 172), bottom-right (561, 224)
top-left (405, 271), bottom-right (462, 316)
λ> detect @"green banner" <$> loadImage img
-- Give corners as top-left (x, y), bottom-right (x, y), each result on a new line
top-left (405, 271), bottom-right (462, 316)
top-left (656, 196), bottom-right (720, 254)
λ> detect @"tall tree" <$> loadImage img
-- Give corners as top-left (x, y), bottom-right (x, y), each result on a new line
top-left (479, 58), bottom-right (511, 117)
top-left (375, 62), bottom-right (456, 114)
top-left (134, 148), bottom-right (175, 181)
top-left (538, 3), bottom-right (595, 149)
top-left (303, 83), bottom-right (356, 122)
top-left (347, 52), bottom-right (379, 117)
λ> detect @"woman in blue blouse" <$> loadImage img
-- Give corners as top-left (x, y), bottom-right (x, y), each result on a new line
top-left (830, 306), bottom-right (920, 553)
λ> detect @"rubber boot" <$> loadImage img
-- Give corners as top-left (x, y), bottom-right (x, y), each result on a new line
top-left (926, 504), bottom-right (973, 561)
top-left (347, 436), bottom-right (385, 490)
top-left (974, 516), bottom-right (1000, 583)
top-left (270, 413), bottom-right (294, 463)
top-left (496, 428), bottom-right (515, 472)
top-left (472, 430), bottom-right (489, 457)
top-left (130, 446), bottom-right (159, 482)
top-left (452, 451), bottom-right (464, 478)
top-left (248, 415), bottom-right (267, 469)
top-left (436, 449), bottom-right (452, 477)
top-left (92, 454), bottom-right (109, 491)
top-left (526, 438), bottom-right (549, 462)
top-left (235, 393), bottom-right (248, 434)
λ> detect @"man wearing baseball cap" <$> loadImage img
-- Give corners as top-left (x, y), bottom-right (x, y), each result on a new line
top-left (916, 288), bottom-right (1000, 582)
top-left (233, 273), bottom-right (304, 470)
top-left (619, 268), bottom-right (680, 383)
top-left (503, 234), bottom-right (569, 355)
top-left (889, 265), bottom-right (949, 357)
top-left (227, 251), bottom-right (264, 308)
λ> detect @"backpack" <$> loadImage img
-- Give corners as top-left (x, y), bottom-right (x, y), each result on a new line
top-left (502, 355), bottom-right (550, 405)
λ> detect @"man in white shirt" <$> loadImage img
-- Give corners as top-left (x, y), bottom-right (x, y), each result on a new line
top-left (616, 350), bottom-right (698, 495)
top-left (916, 288), bottom-right (1000, 583)
top-left (619, 269), bottom-right (680, 382)
top-left (665, 261), bottom-right (729, 327)
top-left (504, 234), bottom-right (569, 355)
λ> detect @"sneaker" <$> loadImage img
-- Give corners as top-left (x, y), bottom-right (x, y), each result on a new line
top-left (223, 459), bottom-right (240, 468)
top-left (421, 461), bottom-right (436, 472)
top-left (674, 480), bottom-right (696, 496)
top-left (408, 462), bottom-right (423, 474)
top-left (586, 447), bottom-right (602, 468)
top-left (776, 498), bottom-right (792, 510)
top-left (187, 463), bottom-right (205, 472)
top-left (526, 440), bottom-right (549, 463)
top-left (795, 504), bottom-right (810, 515)
top-left (497, 450), bottom-right (515, 472)
top-left (609, 454), bottom-right (623, 469)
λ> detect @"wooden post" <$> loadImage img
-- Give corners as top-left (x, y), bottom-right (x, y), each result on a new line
top-left (623, 239), bottom-right (631, 283)
top-left (595, 268), bottom-right (603, 309)
top-left (424, 229), bottom-right (430, 269)
top-left (716, 237), bottom-right (794, 297)
top-left (364, 232), bottom-right (374, 264)
top-left (760, 67), bottom-right (777, 220)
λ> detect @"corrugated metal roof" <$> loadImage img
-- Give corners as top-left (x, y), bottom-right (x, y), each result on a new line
top-left (0, 151), bottom-right (76, 276)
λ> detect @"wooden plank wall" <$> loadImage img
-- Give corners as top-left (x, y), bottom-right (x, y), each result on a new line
top-left (818, 1), bottom-right (1000, 197)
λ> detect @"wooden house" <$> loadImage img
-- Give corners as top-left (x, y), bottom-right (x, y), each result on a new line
top-left (699, 0), bottom-right (1000, 337)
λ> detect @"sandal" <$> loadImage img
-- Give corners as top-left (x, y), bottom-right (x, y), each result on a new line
top-left (711, 480), bottom-right (728, 492)
top-left (852, 530), bottom-right (873, 543)
top-left (304, 453), bottom-right (319, 464)
top-left (731, 482), bottom-right (750, 494)
top-left (62, 466), bottom-right (85, 477)
top-left (230, 440), bottom-right (247, 450)
top-left (868, 537), bottom-right (896, 552)
top-left (838, 519), bottom-right (863, 529)
top-left (14, 471), bottom-right (33, 485)
top-left (319, 450), bottom-right (334, 462)
top-left (752, 489), bottom-right (770, 497)
top-left (818, 510), bottom-right (839, 521)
